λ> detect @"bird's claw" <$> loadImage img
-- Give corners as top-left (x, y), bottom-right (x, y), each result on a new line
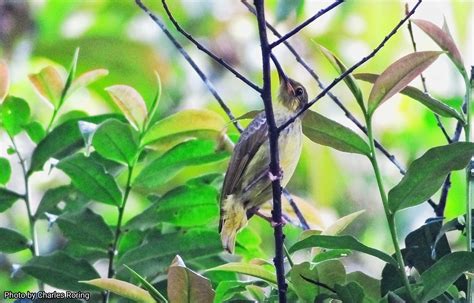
top-left (271, 220), bottom-right (286, 227)
top-left (268, 169), bottom-right (283, 181)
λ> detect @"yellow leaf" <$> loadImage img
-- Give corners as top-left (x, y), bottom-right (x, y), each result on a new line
top-left (80, 278), bottom-right (154, 303)
top-left (106, 85), bottom-right (148, 130)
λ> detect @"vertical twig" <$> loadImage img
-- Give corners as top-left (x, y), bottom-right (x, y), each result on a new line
top-left (254, 0), bottom-right (287, 301)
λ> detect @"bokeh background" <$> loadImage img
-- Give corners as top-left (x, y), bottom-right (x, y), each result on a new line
top-left (1, 0), bottom-right (473, 293)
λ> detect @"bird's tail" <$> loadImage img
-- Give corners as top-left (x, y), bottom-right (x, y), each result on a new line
top-left (219, 195), bottom-right (247, 254)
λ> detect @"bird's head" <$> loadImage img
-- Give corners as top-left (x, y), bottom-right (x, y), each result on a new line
top-left (277, 70), bottom-right (308, 112)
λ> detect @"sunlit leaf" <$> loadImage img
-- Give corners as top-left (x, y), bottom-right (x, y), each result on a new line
top-left (133, 139), bottom-right (228, 190)
top-left (355, 73), bottom-right (464, 122)
top-left (303, 110), bottom-right (370, 156)
top-left (24, 121), bottom-right (46, 144)
top-left (289, 235), bottom-right (397, 265)
top-left (367, 51), bottom-right (443, 116)
top-left (0, 188), bottom-right (23, 212)
top-left (28, 114), bottom-right (121, 174)
top-left (57, 208), bottom-right (114, 249)
top-left (144, 70), bottom-right (162, 129)
top-left (0, 157), bottom-right (11, 185)
top-left (142, 109), bottom-right (226, 146)
top-left (57, 110), bottom-right (89, 125)
top-left (388, 142), bottom-right (474, 213)
top-left (322, 210), bottom-right (365, 236)
top-left (57, 153), bottom-right (122, 206)
top-left (206, 262), bottom-right (277, 285)
top-left (22, 251), bottom-right (100, 291)
top-left (0, 60), bottom-right (9, 102)
top-left (69, 69), bottom-right (109, 95)
top-left (61, 47), bottom-right (80, 104)
top-left (124, 265), bottom-right (168, 303)
top-left (168, 255), bottom-right (215, 303)
top-left (0, 96), bottom-right (30, 136)
top-left (0, 228), bottom-right (29, 253)
top-left (421, 252), bottom-right (474, 301)
top-left (105, 85), bottom-right (148, 130)
top-left (80, 278), bottom-right (155, 303)
top-left (92, 119), bottom-right (139, 165)
top-left (412, 19), bottom-right (465, 74)
top-left (315, 43), bottom-right (364, 111)
top-left (235, 110), bottom-right (261, 121)
top-left (28, 66), bottom-right (65, 108)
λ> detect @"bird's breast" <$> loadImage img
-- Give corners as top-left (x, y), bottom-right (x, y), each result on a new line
top-left (276, 113), bottom-right (302, 186)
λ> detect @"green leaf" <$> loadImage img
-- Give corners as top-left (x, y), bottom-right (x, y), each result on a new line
top-left (126, 185), bottom-right (218, 229)
top-left (412, 19), bottom-right (465, 75)
top-left (57, 110), bottom-right (89, 125)
top-left (334, 282), bottom-right (365, 303)
top-left (118, 229), bottom-right (221, 277)
top-left (289, 262), bottom-right (318, 301)
top-left (388, 142), bottom-right (474, 213)
top-left (0, 96), bottom-right (31, 136)
top-left (133, 139), bottom-right (228, 190)
top-left (214, 281), bottom-right (249, 302)
top-left (105, 85), bottom-right (148, 130)
top-left (57, 208), bottom-right (114, 249)
top-left (124, 265), bottom-right (168, 303)
top-left (35, 185), bottom-right (89, 218)
top-left (289, 235), bottom-right (397, 265)
top-left (322, 210), bottom-right (365, 236)
top-left (421, 251), bottom-right (474, 301)
top-left (92, 119), bottom-right (139, 165)
top-left (275, 0), bottom-right (302, 22)
top-left (57, 153), bottom-right (122, 206)
top-left (29, 114), bottom-right (121, 174)
top-left (145, 71), bottom-right (162, 129)
top-left (61, 47), bottom-right (80, 105)
top-left (168, 255), bottom-right (215, 303)
top-left (22, 251), bottom-right (100, 291)
top-left (64, 242), bottom-right (107, 262)
top-left (0, 188), bottom-right (23, 212)
top-left (207, 263), bottom-right (277, 285)
top-left (302, 110), bottom-right (370, 156)
top-left (367, 51), bottom-right (443, 116)
top-left (80, 278), bottom-right (155, 303)
top-left (69, 69), bottom-right (108, 95)
top-left (354, 73), bottom-right (464, 122)
top-left (0, 60), bottom-right (9, 102)
top-left (0, 157), bottom-right (11, 185)
top-left (0, 228), bottom-right (29, 253)
top-left (24, 121), bottom-right (46, 143)
top-left (346, 271), bottom-right (380, 302)
top-left (315, 43), bottom-right (364, 111)
top-left (142, 109), bottom-right (226, 147)
top-left (28, 65), bottom-right (64, 108)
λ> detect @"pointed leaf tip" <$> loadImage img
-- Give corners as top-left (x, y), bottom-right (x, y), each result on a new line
top-left (412, 19), bottom-right (465, 74)
top-left (105, 85), bottom-right (148, 130)
top-left (368, 51), bottom-right (443, 116)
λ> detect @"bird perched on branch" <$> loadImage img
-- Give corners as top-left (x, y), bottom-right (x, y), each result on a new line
top-left (219, 69), bottom-right (308, 253)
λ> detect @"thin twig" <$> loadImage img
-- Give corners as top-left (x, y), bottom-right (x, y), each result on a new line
top-left (254, 0), bottom-right (287, 301)
top-left (300, 275), bottom-right (337, 293)
top-left (278, 0), bottom-right (423, 131)
top-left (269, 0), bottom-right (344, 49)
top-left (160, 0), bottom-right (261, 93)
top-left (135, 0), bottom-right (310, 230)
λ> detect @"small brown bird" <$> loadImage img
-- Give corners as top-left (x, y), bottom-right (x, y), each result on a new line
top-left (219, 70), bottom-right (308, 253)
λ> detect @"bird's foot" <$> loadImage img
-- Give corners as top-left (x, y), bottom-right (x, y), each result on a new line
top-left (271, 220), bottom-right (286, 228)
top-left (268, 168), bottom-right (283, 181)
top-left (254, 210), bottom-right (287, 227)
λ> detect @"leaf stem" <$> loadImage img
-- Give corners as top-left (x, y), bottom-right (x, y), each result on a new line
top-left (104, 164), bottom-right (135, 303)
top-left (366, 118), bottom-right (416, 302)
top-left (45, 108), bottom-right (59, 133)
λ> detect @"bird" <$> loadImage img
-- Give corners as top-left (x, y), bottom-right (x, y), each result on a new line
top-left (219, 69), bottom-right (308, 253)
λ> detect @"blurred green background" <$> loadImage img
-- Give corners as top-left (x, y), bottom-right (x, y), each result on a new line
top-left (0, 0), bottom-right (473, 293)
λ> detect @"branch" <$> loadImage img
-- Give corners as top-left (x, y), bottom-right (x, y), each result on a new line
top-left (136, 0), bottom-right (310, 230)
top-left (277, 0), bottom-right (423, 131)
top-left (254, 0), bottom-right (287, 301)
top-left (269, 0), bottom-right (344, 49)
top-left (159, 0), bottom-right (261, 93)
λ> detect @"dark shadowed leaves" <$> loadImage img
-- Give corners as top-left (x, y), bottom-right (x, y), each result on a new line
top-left (388, 142), bottom-right (474, 213)
top-left (0, 188), bottom-right (23, 212)
top-left (133, 139), bottom-right (228, 190)
top-left (334, 282), bottom-right (365, 303)
top-left (367, 51), bottom-right (443, 116)
top-left (302, 111), bottom-right (370, 156)
top-left (168, 255), bottom-right (215, 303)
top-left (92, 119), bottom-right (139, 165)
top-left (22, 251), bottom-right (100, 291)
top-left (421, 252), bottom-right (474, 301)
top-left (0, 228), bottom-right (29, 253)
top-left (289, 234), bottom-right (397, 265)
top-left (57, 153), bottom-right (122, 206)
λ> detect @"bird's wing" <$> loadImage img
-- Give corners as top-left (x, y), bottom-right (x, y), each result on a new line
top-left (220, 111), bottom-right (268, 201)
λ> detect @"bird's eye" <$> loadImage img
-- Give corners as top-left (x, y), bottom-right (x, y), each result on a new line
top-left (295, 87), bottom-right (304, 97)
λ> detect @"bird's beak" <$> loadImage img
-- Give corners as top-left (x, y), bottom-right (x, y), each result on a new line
top-left (277, 66), bottom-right (294, 95)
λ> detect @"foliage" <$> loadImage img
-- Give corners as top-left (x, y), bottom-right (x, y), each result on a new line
top-left (0, 1), bottom-right (473, 303)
